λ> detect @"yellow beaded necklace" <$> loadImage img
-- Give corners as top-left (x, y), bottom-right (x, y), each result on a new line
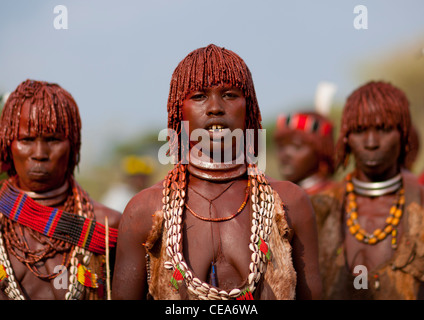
top-left (345, 174), bottom-right (405, 249)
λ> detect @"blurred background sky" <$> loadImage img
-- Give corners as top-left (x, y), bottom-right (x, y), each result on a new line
top-left (1, 0), bottom-right (423, 198)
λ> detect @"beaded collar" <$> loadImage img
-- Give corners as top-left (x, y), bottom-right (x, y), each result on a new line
top-left (0, 180), bottom-right (116, 255)
top-left (162, 163), bottom-right (275, 300)
top-left (0, 178), bottom-right (93, 300)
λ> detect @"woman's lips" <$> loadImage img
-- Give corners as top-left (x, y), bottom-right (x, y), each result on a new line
top-left (28, 170), bottom-right (49, 179)
top-left (363, 159), bottom-right (380, 167)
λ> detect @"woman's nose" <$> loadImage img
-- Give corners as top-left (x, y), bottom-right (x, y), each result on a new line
top-left (206, 94), bottom-right (225, 116)
top-left (31, 139), bottom-right (49, 160)
top-left (363, 128), bottom-right (379, 150)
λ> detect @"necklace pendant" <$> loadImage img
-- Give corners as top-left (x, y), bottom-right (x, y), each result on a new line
top-left (210, 262), bottom-right (218, 287)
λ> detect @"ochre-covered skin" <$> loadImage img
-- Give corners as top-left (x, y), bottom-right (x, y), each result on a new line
top-left (0, 80), bottom-right (121, 300)
top-left (112, 44), bottom-right (322, 300)
top-left (312, 81), bottom-right (424, 299)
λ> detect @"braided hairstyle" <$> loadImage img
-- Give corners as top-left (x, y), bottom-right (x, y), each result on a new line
top-left (335, 81), bottom-right (411, 169)
top-left (0, 79), bottom-right (82, 177)
top-left (0, 80), bottom-right (90, 281)
top-left (167, 44), bottom-right (262, 162)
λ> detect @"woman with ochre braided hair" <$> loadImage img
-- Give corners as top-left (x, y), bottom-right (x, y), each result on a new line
top-left (311, 81), bottom-right (424, 299)
top-left (0, 80), bottom-right (121, 300)
top-left (112, 44), bottom-right (322, 300)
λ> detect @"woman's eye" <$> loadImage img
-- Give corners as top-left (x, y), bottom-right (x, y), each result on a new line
top-left (46, 137), bottom-right (61, 142)
top-left (19, 137), bottom-right (34, 142)
top-left (223, 91), bottom-right (239, 99)
top-left (380, 126), bottom-right (393, 133)
top-left (190, 93), bottom-right (206, 100)
top-left (353, 127), bottom-right (365, 134)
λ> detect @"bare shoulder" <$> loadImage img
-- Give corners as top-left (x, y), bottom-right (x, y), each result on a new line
top-left (267, 176), bottom-right (307, 202)
top-left (92, 200), bottom-right (122, 229)
top-left (118, 180), bottom-right (164, 240)
top-left (266, 176), bottom-right (315, 228)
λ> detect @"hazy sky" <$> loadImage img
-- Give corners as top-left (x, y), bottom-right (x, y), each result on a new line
top-left (1, 0), bottom-right (423, 170)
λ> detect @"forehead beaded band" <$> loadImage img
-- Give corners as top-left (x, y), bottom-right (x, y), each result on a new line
top-left (276, 113), bottom-right (333, 137)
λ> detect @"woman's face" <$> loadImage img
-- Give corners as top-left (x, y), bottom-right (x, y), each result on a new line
top-left (181, 83), bottom-right (246, 162)
top-left (347, 125), bottom-right (401, 181)
top-left (276, 133), bottom-right (319, 183)
top-left (10, 102), bottom-right (71, 192)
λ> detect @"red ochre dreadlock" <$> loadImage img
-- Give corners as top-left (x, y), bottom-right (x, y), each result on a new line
top-left (167, 44), bottom-right (262, 162)
top-left (0, 79), bottom-right (82, 177)
top-left (335, 81), bottom-right (412, 169)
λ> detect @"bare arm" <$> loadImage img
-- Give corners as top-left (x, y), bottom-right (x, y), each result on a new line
top-left (271, 180), bottom-right (322, 300)
top-left (111, 184), bottom-right (162, 299)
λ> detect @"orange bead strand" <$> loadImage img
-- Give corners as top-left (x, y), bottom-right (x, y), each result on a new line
top-left (345, 174), bottom-right (404, 249)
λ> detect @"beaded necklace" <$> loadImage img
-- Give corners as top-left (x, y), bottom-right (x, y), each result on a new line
top-left (162, 163), bottom-right (274, 300)
top-left (0, 178), bottom-right (95, 300)
top-left (345, 173), bottom-right (404, 249)
top-left (0, 180), bottom-right (117, 255)
top-left (184, 180), bottom-right (250, 222)
top-left (185, 179), bottom-right (250, 287)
